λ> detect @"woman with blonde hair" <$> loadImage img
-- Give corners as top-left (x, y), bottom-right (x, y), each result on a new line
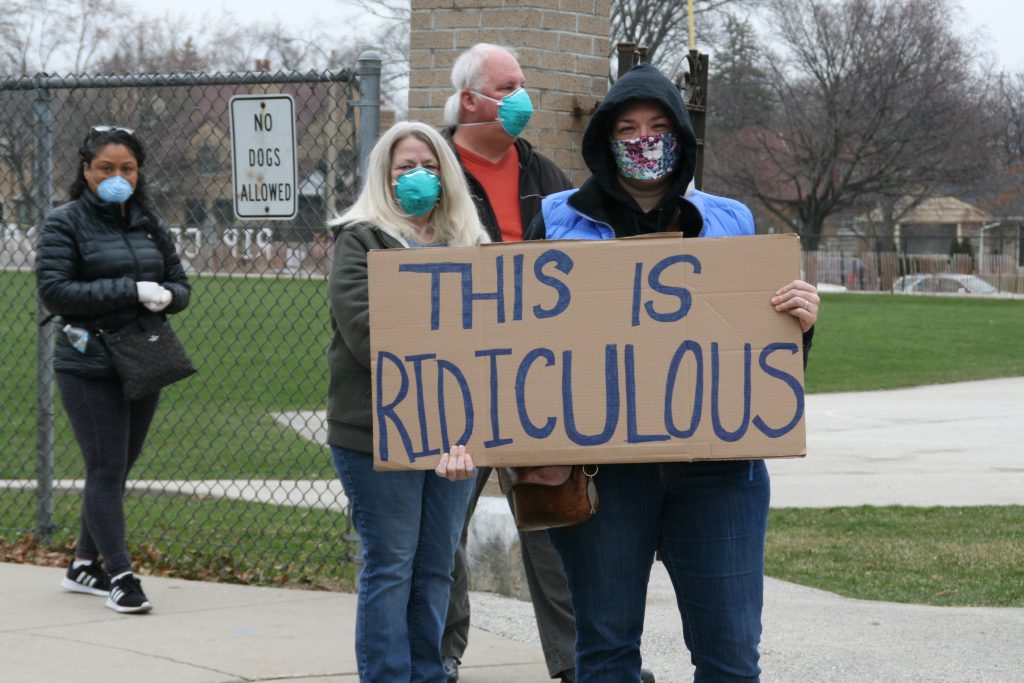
top-left (326, 121), bottom-right (487, 681)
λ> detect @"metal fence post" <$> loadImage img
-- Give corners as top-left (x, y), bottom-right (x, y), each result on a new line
top-left (347, 51), bottom-right (382, 575)
top-left (355, 51), bottom-right (382, 188)
top-left (33, 77), bottom-right (56, 543)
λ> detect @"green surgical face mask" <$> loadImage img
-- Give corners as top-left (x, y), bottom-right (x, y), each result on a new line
top-left (392, 167), bottom-right (441, 217)
top-left (464, 87), bottom-right (534, 137)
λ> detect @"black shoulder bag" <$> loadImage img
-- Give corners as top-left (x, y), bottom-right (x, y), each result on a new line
top-left (101, 315), bottom-right (196, 400)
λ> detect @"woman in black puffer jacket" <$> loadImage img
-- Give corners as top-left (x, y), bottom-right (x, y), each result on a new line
top-left (35, 126), bottom-right (190, 614)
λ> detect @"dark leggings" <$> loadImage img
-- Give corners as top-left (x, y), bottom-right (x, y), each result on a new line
top-left (56, 372), bottom-right (160, 576)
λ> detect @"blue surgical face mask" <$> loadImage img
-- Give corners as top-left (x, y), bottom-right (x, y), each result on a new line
top-left (467, 87), bottom-right (534, 137)
top-left (96, 175), bottom-right (134, 203)
top-left (393, 167), bottom-right (441, 217)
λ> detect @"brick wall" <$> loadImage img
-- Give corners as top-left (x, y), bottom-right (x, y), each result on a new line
top-left (408, 0), bottom-right (610, 184)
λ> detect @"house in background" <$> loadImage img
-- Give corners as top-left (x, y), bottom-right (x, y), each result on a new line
top-left (886, 195), bottom-right (992, 255)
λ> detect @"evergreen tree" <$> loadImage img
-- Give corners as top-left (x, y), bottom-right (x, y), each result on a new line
top-left (707, 14), bottom-right (773, 138)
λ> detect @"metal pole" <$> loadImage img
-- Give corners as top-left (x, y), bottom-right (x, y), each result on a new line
top-left (33, 79), bottom-right (56, 543)
top-left (683, 50), bottom-right (709, 190)
top-left (348, 52), bottom-right (382, 575)
top-left (355, 51), bottom-right (382, 188)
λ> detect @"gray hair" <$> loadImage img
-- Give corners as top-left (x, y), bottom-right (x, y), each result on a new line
top-left (442, 43), bottom-right (518, 126)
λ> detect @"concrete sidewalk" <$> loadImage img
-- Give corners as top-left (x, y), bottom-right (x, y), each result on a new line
top-left (4, 561), bottom-right (1021, 682)
top-left (4, 377), bottom-right (1023, 682)
top-left (772, 375), bottom-right (1024, 507)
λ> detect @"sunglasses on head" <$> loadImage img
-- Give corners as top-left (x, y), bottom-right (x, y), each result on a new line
top-left (90, 125), bottom-right (135, 135)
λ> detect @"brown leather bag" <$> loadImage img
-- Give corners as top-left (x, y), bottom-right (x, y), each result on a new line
top-left (496, 465), bottom-right (599, 531)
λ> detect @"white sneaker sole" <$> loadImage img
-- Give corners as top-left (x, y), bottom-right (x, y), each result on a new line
top-left (105, 596), bottom-right (153, 614)
top-left (60, 576), bottom-right (109, 597)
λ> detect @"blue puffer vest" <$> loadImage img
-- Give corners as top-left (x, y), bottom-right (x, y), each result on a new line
top-left (542, 187), bottom-right (755, 240)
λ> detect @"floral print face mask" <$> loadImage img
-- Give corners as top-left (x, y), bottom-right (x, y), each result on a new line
top-left (610, 131), bottom-right (679, 181)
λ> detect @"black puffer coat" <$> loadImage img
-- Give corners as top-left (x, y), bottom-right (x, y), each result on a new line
top-left (35, 190), bottom-right (191, 378)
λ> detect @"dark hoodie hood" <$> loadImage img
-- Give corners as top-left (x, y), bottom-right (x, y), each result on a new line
top-left (582, 63), bottom-right (698, 199)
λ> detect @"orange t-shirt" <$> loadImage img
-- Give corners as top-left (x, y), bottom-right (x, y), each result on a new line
top-left (456, 143), bottom-right (523, 242)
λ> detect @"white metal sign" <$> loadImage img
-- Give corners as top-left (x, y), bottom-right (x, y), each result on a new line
top-left (229, 94), bottom-right (298, 220)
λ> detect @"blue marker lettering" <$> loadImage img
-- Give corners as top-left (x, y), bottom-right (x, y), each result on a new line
top-left (710, 342), bottom-right (751, 443)
top-left (375, 351), bottom-right (414, 462)
top-left (513, 253), bottom-right (524, 321)
top-left (515, 348), bottom-right (557, 439)
top-left (664, 340), bottom-right (704, 439)
top-left (475, 348), bottom-right (514, 448)
top-left (644, 254), bottom-right (699, 323)
top-left (631, 262), bottom-right (643, 327)
top-left (437, 359), bottom-right (474, 451)
top-left (563, 345), bottom-right (620, 446)
top-left (752, 343), bottom-right (804, 438)
top-left (463, 254), bottom-right (504, 328)
top-left (405, 353), bottom-right (441, 458)
top-left (533, 249), bottom-right (573, 319)
top-left (398, 262), bottom-right (469, 330)
top-left (625, 344), bottom-right (669, 443)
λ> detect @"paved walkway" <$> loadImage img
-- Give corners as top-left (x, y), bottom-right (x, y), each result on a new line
top-left (3, 377), bottom-right (1022, 682)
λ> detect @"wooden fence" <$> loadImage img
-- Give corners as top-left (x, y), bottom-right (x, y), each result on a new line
top-left (802, 252), bottom-right (1024, 294)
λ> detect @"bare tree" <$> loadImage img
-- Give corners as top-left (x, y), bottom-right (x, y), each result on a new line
top-left (708, 0), bottom-right (999, 250)
top-left (996, 70), bottom-right (1024, 168)
top-left (0, 0), bottom-right (129, 75)
top-left (332, 0), bottom-right (410, 117)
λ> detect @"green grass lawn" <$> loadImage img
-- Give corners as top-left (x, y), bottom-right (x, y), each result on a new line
top-left (805, 293), bottom-right (1024, 392)
top-left (5, 275), bottom-right (1024, 600)
top-left (767, 506), bottom-right (1024, 607)
top-left (2, 271), bottom-right (333, 480)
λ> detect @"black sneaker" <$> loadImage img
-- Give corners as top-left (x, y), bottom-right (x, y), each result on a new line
top-left (105, 574), bottom-right (152, 614)
top-left (60, 560), bottom-right (111, 597)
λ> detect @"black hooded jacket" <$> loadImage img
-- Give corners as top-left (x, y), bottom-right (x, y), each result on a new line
top-left (526, 64), bottom-right (705, 239)
top-left (526, 63), bottom-right (814, 358)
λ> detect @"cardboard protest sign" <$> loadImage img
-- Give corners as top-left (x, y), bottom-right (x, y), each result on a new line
top-left (369, 233), bottom-right (805, 470)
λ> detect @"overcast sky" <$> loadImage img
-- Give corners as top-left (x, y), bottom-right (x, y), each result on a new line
top-left (127, 0), bottom-right (1024, 72)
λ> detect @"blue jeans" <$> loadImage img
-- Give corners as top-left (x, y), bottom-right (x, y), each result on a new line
top-left (548, 460), bottom-right (769, 683)
top-left (332, 446), bottom-right (475, 683)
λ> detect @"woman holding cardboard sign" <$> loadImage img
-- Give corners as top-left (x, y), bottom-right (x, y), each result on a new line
top-left (525, 64), bottom-right (819, 682)
top-left (326, 121), bottom-right (488, 682)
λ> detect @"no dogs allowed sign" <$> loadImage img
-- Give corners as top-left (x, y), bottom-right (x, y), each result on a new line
top-left (229, 94), bottom-right (298, 220)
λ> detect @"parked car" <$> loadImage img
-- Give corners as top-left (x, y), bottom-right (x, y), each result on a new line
top-left (891, 273), bottom-right (1001, 295)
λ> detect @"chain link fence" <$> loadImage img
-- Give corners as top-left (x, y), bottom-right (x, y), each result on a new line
top-left (1, 59), bottom-right (381, 587)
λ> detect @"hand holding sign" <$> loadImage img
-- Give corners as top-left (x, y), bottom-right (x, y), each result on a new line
top-left (435, 445), bottom-right (476, 481)
top-left (772, 280), bottom-right (820, 332)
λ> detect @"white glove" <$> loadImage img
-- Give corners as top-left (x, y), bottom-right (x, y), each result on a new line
top-left (136, 281), bottom-right (172, 312)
